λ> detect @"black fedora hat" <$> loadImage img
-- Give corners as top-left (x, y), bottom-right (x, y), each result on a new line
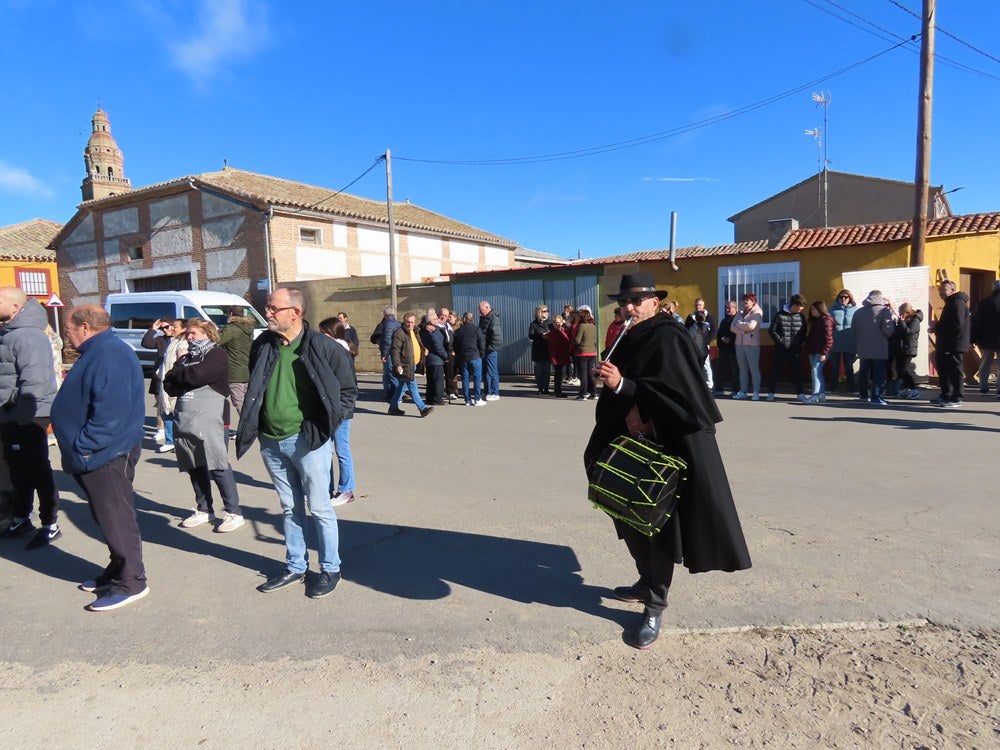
top-left (608, 271), bottom-right (668, 301)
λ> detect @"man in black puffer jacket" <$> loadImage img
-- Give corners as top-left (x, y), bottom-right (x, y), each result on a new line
top-left (932, 279), bottom-right (970, 406)
top-left (766, 294), bottom-right (807, 400)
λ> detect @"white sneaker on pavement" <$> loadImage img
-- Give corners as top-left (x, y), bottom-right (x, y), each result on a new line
top-left (216, 513), bottom-right (245, 532)
top-left (485, 394), bottom-right (500, 401)
top-left (181, 510), bottom-right (215, 528)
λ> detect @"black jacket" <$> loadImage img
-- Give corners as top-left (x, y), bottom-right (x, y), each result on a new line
top-left (419, 324), bottom-right (448, 367)
top-left (890, 311), bottom-right (923, 358)
top-left (479, 311), bottom-right (503, 352)
top-left (937, 292), bottom-right (971, 353)
top-left (716, 313), bottom-right (737, 353)
top-left (684, 311), bottom-right (716, 343)
top-left (768, 308), bottom-right (807, 351)
top-left (972, 289), bottom-right (1000, 350)
top-left (235, 322), bottom-right (357, 459)
top-left (584, 314), bottom-right (751, 574)
top-left (453, 323), bottom-right (485, 366)
top-left (528, 319), bottom-right (551, 361)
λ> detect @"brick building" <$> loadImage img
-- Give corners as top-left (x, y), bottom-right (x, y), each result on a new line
top-left (50, 110), bottom-right (544, 310)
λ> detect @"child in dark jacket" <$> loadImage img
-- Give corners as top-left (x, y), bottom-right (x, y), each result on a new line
top-left (891, 304), bottom-right (923, 399)
top-left (547, 315), bottom-right (572, 398)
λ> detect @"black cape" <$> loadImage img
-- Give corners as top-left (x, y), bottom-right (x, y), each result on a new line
top-left (584, 314), bottom-right (752, 574)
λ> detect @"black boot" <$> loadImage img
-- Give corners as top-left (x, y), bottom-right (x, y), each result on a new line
top-left (625, 609), bottom-right (661, 649)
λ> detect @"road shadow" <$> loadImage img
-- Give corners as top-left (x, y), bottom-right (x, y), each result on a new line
top-left (340, 519), bottom-right (631, 626)
top-left (790, 414), bottom-right (1000, 432)
top-left (0, 498), bottom-right (101, 584)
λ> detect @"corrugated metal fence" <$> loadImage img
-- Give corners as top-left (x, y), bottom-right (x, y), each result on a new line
top-left (452, 273), bottom-right (600, 375)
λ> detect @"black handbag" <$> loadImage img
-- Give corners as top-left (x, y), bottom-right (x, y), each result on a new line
top-left (587, 407), bottom-right (687, 537)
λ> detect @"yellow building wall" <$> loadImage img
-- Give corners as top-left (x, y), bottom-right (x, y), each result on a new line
top-left (0, 261), bottom-right (61, 296)
top-left (596, 232), bottom-right (1000, 339)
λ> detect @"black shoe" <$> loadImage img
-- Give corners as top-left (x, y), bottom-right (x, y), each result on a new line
top-left (257, 569), bottom-right (306, 593)
top-left (625, 609), bottom-right (662, 650)
top-left (305, 570), bottom-right (341, 599)
top-left (419, 406), bottom-right (434, 418)
top-left (1, 518), bottom-right (35, 538)
top-left (554, 392), bottom-right (568, 398)
top-left (612, 582), bottom-right (649, 604)
top-left (26, 525), bottom-right (62, 550)
top-left (387, 407), bottom-right (406, 416)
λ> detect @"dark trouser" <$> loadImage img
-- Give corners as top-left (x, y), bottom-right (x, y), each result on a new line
top-left (552, 364), bottom-right (565, 396)
top-left (1, 420), bottom-right (58, 526)
top-left (826, 352), bottom-right (856, 391)
top-left (444, 355), bottom-right (458, 397)
top-left (189, 466), bottom-right (241, 515)
top-left (425, 363), bottom-right (445, 404)
top-left (714, 347), bottom-right (739, 392)
top-left (895, 354), bottom-right (917, 390)
top-left (617, 522), bottom-right (675, 616)
top-left (576, 356), bottom-right (597, 397)
top-left (858, 358), bottom-right (886, 401)
top-left (936, 350), bottom-right (964, 401)
top-left (229, 382), bottom-right (248, 418)
top-left (533, 360), bottom-right (551, 393)
top-left (768, 348), bottom-right (803, 394)
top-left (74, 445), bottom-right (146, 596)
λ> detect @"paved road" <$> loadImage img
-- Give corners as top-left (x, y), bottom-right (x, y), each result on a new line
top-left (2, 375), bottom-right (997, 671)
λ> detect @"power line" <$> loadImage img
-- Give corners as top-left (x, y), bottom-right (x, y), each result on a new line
top-left (305, 156), bottom-right (385, 210)
top-left (887, 0), bottom-right (1000, 66)
top-left (395, 38), bottom-right (914, 166)
top-left (807, 0), bottom-right (1000, 80)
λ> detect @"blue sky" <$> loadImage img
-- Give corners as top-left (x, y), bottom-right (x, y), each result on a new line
top-left (2, 0), bottom-right (999, 259)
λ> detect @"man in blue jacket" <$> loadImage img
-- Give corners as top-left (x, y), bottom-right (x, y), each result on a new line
top-left (51, 305), bottom-right (148, 612)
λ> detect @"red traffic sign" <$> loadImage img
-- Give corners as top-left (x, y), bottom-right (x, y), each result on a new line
top-left (45, 293), bottom-right (64, 308)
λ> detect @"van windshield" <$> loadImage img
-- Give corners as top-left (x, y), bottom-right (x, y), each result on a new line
top-left (202, 305), bottom-right (268, 330)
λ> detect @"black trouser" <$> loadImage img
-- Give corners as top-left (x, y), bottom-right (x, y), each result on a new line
top-left (1, 420), bottom-right (58, 526)
top-left (826, 351), bottom-right (856, 390)
top-left (618, 522), bottom-right (676, 616)
top-left (714, 347), bottom-right (739, 392)
top-left (768, 348), bottom-right (803, 394)
top-left (576, 356), bottom-right (597, 397)
top-left (74, 445), bottom-right (146, 596)
top-left (189, 466), bottom-right (241, 515)
top-left (444, 355), bottom-right (458, 397)
top-left (894, 353), bottom-right (917, 390)
top-left (425, 363), bottom-right (445, 404)
top-left (552, 364), bottom-right (565, 396)
top-left (936, 350), bottom-right (964, 401)
top-left (533, 360), bottom-right (551, 393)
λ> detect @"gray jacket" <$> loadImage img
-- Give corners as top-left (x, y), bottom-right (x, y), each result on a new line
top-left (0, 298), bottom-right (57, 423)
top-left (853, 292), bottom-right (896, 360)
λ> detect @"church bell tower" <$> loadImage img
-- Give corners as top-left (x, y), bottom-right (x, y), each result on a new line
top-left (81, 108), bottom-right (131, 201)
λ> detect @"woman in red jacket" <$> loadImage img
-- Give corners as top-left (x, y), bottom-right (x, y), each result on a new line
top-left (799, 301), bottom-right (834, 404)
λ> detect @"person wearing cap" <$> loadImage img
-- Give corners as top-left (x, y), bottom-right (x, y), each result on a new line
top-left (586, 272), bottom-right (751, 650)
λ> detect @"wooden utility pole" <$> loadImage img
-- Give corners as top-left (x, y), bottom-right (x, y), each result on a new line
top-left (911, 0), bottom-right (935, 267)
top-left (385, 149), bottom-right (398, 311)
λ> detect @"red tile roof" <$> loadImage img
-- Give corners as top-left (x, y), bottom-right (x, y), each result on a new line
top-left (777, 212), bottom-right (1000, 250)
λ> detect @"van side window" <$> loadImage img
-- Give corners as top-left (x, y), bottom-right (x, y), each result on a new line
top-left (183, 306), bottom-right (202, 322)
top-left (109, 303), bottom-right (176, 330)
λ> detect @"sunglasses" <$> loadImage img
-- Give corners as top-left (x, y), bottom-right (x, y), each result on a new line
top-left (626, 296), bottom-right (655, 306)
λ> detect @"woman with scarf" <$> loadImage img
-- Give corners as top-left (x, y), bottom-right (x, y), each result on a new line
top-left (588, 272), bottom-right (751, 650)
top-left (163, 318), bottom-right (244, 533)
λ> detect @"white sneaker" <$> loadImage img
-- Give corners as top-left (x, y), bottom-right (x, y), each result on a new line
top-left (485, 394), bottom-right (500, 401)
top-left (475, 399), bottom-right (487, 406)
top-left (181, 510), bottom-right (215, 528)
top-left (216, 513), bottom-right (245, 533)
top-left (154, 429), bottom-right (165, 442)
top-left (331, 490), bottom-right (355, 507)
top-left (157, 443), bottom-right (175, 453)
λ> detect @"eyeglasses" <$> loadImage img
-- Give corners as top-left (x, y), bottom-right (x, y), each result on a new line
top-left (838, 295), bottom-right (850, 300)
top-left (265, 305), bottom-right (297, 315)
top-left (625, 296), bottom-right (654, 307)
top-left (540, 309), bottom-right (549, 313)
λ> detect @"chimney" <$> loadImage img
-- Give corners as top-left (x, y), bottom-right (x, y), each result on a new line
top-left (767, 217), bottom-right (799, 249)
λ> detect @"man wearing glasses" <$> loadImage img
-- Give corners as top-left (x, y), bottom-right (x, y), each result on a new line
top-left (235, 287), bottom-right (357, 599)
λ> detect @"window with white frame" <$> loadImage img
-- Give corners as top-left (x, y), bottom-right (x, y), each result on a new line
top-left (717, 261), bottom-right (800, 326)
top-left (299, 226), bottom-right (322, 245)
top-left (16, 268), bottom-right (50, 296)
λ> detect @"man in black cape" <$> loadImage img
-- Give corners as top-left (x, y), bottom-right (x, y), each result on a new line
top-left (587, 272), bottom-right (751, 649)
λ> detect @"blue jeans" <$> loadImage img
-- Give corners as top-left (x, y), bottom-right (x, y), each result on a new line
top-left (809, 354), bottom-right (826, 396)
top-left (331, 419), bottom-right (354, 494)
top-left (163, 415), bottom-right (175, 444)
top-left (259, 434), bottom-right (340, 574)
top-left (382, 359), bottom-right (399, 399)
top-left (858, 358), bottom-right (886, 402)
top-left (461, 358), bottom-right (482, 403)
top-left (391, 379), bottom-right (427, 411)
top-left (484, 351), bottom-right (500, 396)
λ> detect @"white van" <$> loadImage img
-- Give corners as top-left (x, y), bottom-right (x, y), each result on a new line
top-left (105, 291), bottom-right (268, 370)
